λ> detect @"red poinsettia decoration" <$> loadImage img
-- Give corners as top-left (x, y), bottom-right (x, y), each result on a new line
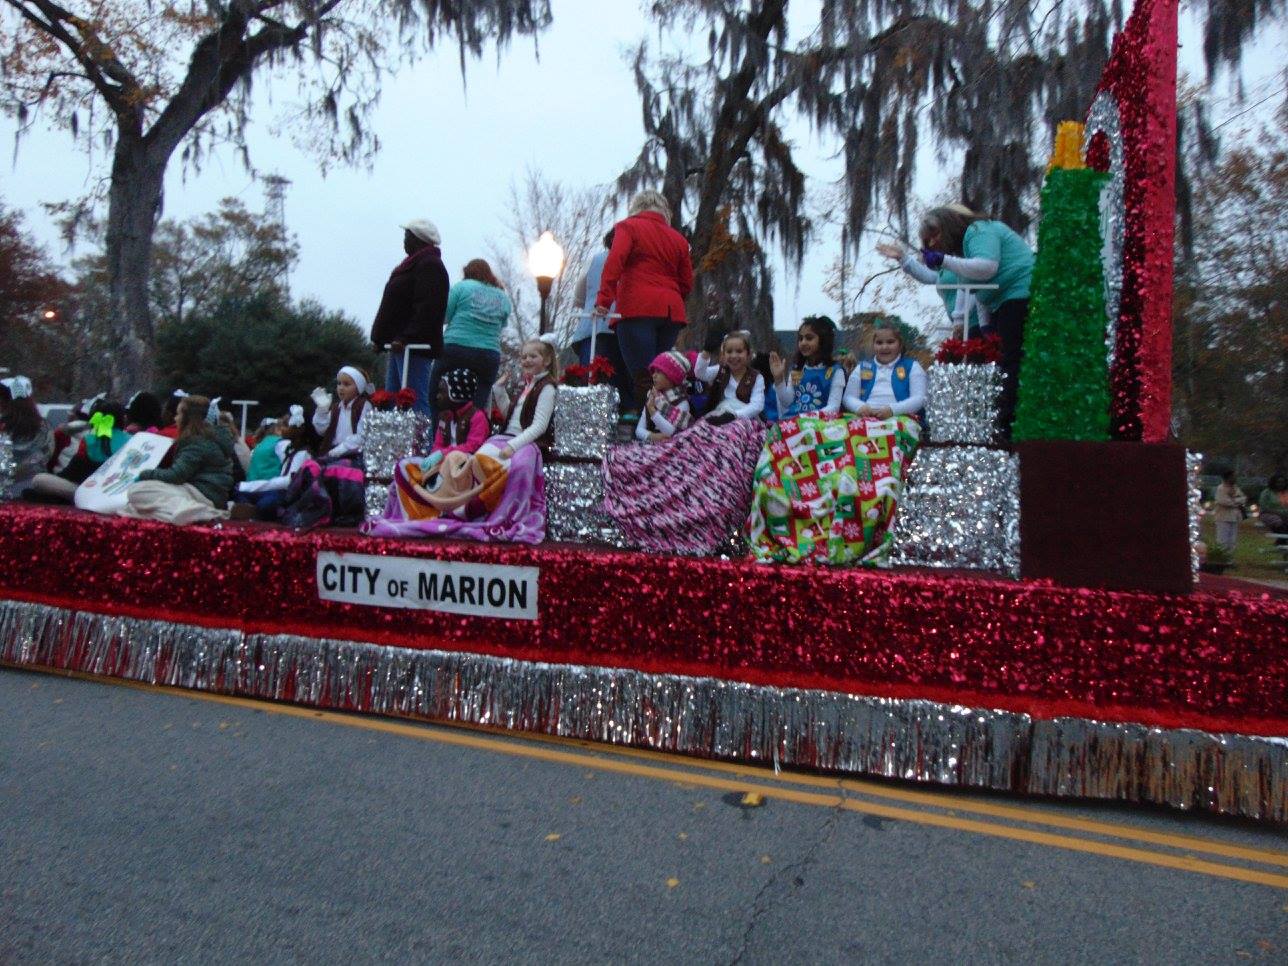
top-left (563, 356), bottom-right (616, 386)
top-left (589, 355), bottom-right (616, 383)
top-left (935, 333), bottom-right (1002, 364)
top-left (370, 388), bottom-right (418, 411)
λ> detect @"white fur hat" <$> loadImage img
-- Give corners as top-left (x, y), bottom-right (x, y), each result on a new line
top-left (401, 219), bottom-right (441, 245)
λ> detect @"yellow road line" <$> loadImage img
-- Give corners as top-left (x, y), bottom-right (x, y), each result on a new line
top-left (499, 728), bottom-right (1288, 870)
top-left (11, 664), bottom-right (1288, 889)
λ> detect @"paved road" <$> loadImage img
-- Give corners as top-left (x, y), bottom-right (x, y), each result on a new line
top-left (3, 668), bottom-right (1286, 964)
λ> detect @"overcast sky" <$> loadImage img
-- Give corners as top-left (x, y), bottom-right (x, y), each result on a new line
top-left (1, 2), bottom-right (1282, 342)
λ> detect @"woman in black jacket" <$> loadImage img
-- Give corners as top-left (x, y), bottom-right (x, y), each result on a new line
top-left (370, 219), bottom-right (449, 417)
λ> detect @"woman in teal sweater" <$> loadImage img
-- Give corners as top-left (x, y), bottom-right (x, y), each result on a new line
top-left (426, 258), bottom-right (513, 424)
top-left (121, 395), bottom-right (236, 525)
top-left (878, 204), bottom-right (1034, 437)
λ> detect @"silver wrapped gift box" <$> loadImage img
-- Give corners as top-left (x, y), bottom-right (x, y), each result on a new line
top-left (891, 445), bottom-right (1020, 576)
top-left (364, 481), bottom-right (392, 521)
top-left (364, 410), bottom-right (432, 483)
top-left (925, 362), bottom-right (1002, 445)
top-left (544, 460), bottom-right (632, 548)
top-left (0, 433), bottom-right (13, 500)
top-left (551, 385), bottom-right (619, 461)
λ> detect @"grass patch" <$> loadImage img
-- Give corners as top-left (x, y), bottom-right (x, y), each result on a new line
top-left (1201, 516), bottom-right (1288, 587)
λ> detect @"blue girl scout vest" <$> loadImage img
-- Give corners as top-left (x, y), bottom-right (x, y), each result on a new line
top-left (856, 356), bottom-right (923, 422)
top-left (781, 364), bottom-right (838, 418)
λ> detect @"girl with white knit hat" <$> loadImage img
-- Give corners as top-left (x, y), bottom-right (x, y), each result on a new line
top-left (311, 365), bottom-right (373, 461)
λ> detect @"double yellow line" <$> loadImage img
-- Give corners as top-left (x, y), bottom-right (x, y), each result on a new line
top-left (14, 665), bottom-right (1288, 890)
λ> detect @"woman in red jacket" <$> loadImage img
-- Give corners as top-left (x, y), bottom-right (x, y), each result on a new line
top-left (594, 191), bottom-right (694, 416)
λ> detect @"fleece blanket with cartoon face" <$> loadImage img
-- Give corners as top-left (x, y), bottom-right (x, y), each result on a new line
top-left (747, 414), bottom-right (920, 566)
top-left (363, 437), bottom-right (546, 545)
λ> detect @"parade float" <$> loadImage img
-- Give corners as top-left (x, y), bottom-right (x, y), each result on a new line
top-left (1, 0), bottom-right (1284, 822)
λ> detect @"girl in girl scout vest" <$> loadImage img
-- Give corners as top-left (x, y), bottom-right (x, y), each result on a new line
top-left (747, 319), bottom-right (924, 566)
top-left (842, 321), bottom-right (927, 422)
top-left (768, 315), bottom-right (846, 419)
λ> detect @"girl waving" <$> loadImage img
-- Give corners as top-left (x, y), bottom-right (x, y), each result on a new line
top-left (769, 316), bottom-right (845, 419)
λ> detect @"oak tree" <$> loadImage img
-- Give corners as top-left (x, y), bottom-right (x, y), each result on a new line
top-left (0, 199), bottom-right (73, 395)
top-left (1, 0), bottom-right (551, 392)
top-left (617, 0), bottom-right (1281, 346)
top-left (1172, 99), bottom-right (1287, 472)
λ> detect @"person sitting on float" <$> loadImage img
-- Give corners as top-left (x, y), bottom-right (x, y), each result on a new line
top-left (693, 330), bottom-right (765, 424)
top-left (311, 365), bottom-right (372, 463)
top-left (235, 404), bottom-right (319, 520)
top-left (123, 391), bottom-right (164, 434)
top-left (245, 416), bottom-right (285, 483)
top-left (119, 395), bottom-right (235, 525)
top-left (212, 401), bottom-right (252, 478)
top-left (483, 337), bottom-right (559, 462)
top-left (769, 315), bottom-right (846, 419)
top-left (876, 204), bottom-right (1032, 435)
top-left (637, 350), bottom-right (694, 442)
top-left (0, 376), bottom-right (54, 500)
top-left (601, 330), bottom-right (767, 556)
top-left (24, 396), bottom-right (130, 503)
top-left (432, 367), bottom-right (490, 456)
top-left (750, 351), bottom-right (778, 422)
top-left (747, 320), bottom-right (924, 567)
top-left (46, 396), bottom-right (94, 476)
top-left (842, 320), bottom-right (927, 422)
top-left (364, 338), bottom-right (557, 544)
top-left (156, 390), bottom-right (187, 439)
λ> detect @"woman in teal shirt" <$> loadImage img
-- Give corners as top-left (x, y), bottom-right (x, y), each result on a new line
top-left (878, 205), bottom-right (1034, 437)
top-left (427, 258), bottom-right (513, 421)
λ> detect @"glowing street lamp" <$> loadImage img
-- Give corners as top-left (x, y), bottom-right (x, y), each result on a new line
top-left (527, 230), bottom-right (564, 335)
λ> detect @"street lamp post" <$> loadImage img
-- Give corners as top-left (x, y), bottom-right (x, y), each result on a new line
top-left (527, 230), bottom-right (565, 335)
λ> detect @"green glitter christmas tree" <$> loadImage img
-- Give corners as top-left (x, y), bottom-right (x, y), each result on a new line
top-left (1012, 163), bottom-right (1112, 441)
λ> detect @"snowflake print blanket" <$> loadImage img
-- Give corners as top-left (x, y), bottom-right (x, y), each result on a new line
top-left (747, 414), bottom-right (920, 565)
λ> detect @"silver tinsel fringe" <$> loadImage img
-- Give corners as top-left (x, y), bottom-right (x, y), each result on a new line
top-left (1085, 92), bottom-right (1125, 371)
top-left (1, 599), bottom-right (1283, 821)
top-left (0, 432), bottom-right (14, 500)
top-left (552, 386), bottom-right (619, 461)
top-left (1188, 451), bottom-right (1203, 584)
top-left (925, 363), bottom-right (1002, 445)
top-left (544, 461), bottom-right (632, 548)
top-left (891, 446), bottom-right (1021, 576)
top-left (364, 411), bottom-right (432, 481)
